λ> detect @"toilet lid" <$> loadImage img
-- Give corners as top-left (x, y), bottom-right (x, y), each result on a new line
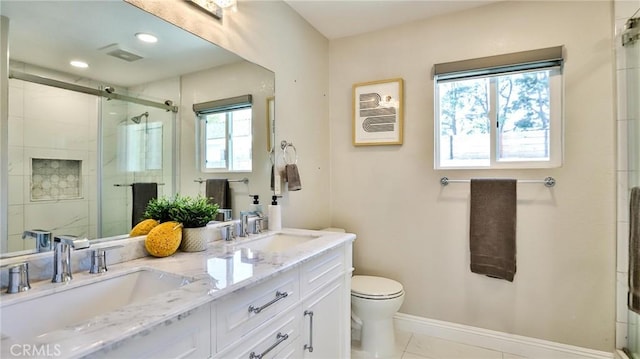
top-left (351, 275), bottom-right (404, 298)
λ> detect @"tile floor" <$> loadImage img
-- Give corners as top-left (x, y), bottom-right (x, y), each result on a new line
top-left (351, 329), bottom-right (528, 359)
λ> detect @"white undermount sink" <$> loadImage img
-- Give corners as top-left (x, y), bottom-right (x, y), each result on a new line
top-left (0, 267), bottom-right (189, 341)
top-left (235, 233), bottom-right (320, 252)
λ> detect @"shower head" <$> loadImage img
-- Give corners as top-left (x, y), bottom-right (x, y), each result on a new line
top-left (130, 112), bottom-right (149, 124)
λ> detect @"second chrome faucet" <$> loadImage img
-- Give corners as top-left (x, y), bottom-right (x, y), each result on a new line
top-left (240, 211), bottom-right (264, 237)
top-left (52, 235), bottom-right (90, 283)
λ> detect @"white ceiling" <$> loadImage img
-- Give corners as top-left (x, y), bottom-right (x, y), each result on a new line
top-left (285, 0), bottom-right (502, 39)
top-left (1, 1), bottom-right (242, 88)
top-left (1, 1), bottom-right (501, 88)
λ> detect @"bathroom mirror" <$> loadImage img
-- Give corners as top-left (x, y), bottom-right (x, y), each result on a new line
top-left (1, 1), bottom-right (275, 256)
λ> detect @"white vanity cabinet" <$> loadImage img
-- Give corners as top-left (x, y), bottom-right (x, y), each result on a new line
top-left (0, 233), bottom-right (353, 359)
top-left (212, 242), bottom-right (352, 359)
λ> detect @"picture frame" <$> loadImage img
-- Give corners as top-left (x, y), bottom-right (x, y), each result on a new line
top-left (352, 78), bottom-right (404, 146)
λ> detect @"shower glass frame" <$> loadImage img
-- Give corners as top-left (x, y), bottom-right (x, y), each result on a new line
top-left (624, 11), bottom-right (640, 358)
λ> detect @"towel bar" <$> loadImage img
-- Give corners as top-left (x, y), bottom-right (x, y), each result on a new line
top-left (193, 177), bottom-right (249, 184)
top-left (440, 177), bottom-right (556, 188)
top-left (114, 183), bottom-right (165, 187)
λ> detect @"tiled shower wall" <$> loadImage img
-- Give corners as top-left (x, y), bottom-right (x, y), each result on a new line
top-left (616, 0), bottom-right (640, 350)
top-left (7, 76), bottom-right (98, 251)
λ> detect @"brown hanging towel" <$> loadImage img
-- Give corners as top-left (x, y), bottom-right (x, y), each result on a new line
top-left (206, 179), bottom-right (231, 221)
top-left (629, 187), bottom-right (640, 314)
top-left (469, 178), bottom-right (517, 282)
top-left (131, 182), bottom-right (158, 228)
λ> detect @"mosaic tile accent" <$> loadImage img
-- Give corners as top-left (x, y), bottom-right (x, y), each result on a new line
top-left (31, 158), bottom-right (82, 201)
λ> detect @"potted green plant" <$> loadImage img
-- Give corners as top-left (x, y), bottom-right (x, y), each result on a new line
top-left (144, 194), bottom-right (219, 252)
top-left (143, 196), bottom-right (174, 223)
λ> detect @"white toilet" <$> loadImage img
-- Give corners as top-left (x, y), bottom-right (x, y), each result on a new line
top-left (351, 275), bottom-right (405, 358)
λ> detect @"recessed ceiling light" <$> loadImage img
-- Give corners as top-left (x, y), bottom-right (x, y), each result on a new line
top-left (70, 60), bottom-right (89, 68)
top-left (135, 32), bottom-right (158, 43)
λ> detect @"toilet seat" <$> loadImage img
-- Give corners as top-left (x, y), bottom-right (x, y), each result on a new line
top-left (351, 275), bottom-right (404, 300)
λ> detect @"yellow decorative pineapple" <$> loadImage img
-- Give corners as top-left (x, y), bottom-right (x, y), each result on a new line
top-left (144, 221), bottom-right (183, 257)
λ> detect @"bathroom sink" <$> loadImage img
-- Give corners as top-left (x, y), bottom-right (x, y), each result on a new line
top-left (236, 233), bottom-right (320, 252)
top-left (0, 268), bottom-right (189, 341)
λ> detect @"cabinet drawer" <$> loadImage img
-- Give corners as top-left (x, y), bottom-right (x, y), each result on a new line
top-left (274, 335), bottom-right (302, 359)
top-left (217, 268), bottom-right (299, 350)
top-left (216, 305), bottom-right (300, 359)
top-left (301, 247), bottom-right (345, 297)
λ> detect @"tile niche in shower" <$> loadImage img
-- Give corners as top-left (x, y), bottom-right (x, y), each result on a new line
top-left (30, 158), bottom-right (82, 201)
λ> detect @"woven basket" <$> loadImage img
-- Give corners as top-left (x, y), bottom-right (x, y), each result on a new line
top-left (180, 226), bottom-right (213, 252)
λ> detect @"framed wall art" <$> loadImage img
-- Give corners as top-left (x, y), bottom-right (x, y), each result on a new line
top-left (352, 78), bottom-right (404, 146)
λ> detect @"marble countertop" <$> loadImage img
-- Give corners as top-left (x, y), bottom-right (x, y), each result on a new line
top-left (0, 228), bottom-right (355, 359)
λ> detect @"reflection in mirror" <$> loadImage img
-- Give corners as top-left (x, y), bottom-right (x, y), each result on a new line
top-left (1, 1), bottom-right (275, 257)
top-left (267, 97), bottom-right (276, 153)
top-left (194, 94), bottom-right (254, 173)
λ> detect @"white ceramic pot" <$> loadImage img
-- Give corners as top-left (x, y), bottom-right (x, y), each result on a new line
top-left (180, 226), bottom-right (213, 252)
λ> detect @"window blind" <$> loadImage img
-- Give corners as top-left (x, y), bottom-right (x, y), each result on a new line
top-left (433, 46), bottom-right (564, 81)
top-left (193, 94), bottom-right (252, 115)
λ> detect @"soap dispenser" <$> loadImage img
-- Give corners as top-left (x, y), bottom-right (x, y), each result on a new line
top-left (249, 194), bottom-right (263, 215)
top-left (268, 195), bottom-right (282, 231)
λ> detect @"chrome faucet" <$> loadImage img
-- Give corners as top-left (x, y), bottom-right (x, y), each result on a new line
top-left (221, 223), bottom-right (236, 241)
top-left (240, 211), bottom-right (251, 237)
top-left (52, 235), bottom-right (90, 283)
top-left (22, 229), bottom-right (52, 252)
top-left (3, 262), bottom-right (31, 294)
top-left (240, 211), bottom-right (264, 237)
top-left (89, 245), bottom-right (122, 274)
top-left (219, 208), bottom-right (233, 222)
top-left (253, 216), bottom-right (264, 234)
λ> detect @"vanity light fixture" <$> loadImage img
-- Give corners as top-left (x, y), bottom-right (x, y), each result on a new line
top-left (188, 0), bottom-right (223, 19)
top-left (70, 60), bottom-right (88, 69)
top-left (135, 32), bottom-right (158, 44)
top-left (214, 0), bottom-right (236, 9)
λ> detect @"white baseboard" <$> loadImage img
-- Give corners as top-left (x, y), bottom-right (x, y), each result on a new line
top-left (616, 349), bottom-right (630, 359)
top-left (394, 312), bottom-right (613, 359)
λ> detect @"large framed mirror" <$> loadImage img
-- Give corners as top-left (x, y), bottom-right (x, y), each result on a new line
top-left (0, 1), bottom-right (275, 257)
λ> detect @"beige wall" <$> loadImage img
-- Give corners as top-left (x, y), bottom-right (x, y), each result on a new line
top-left (127, 0), bottom-right (331, 228)
top-left (329, 0), bottom-right (616, 351)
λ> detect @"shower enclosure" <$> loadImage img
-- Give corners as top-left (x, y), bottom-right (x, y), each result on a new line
top-left (621, 6), bottom-right (640, 358)
top-left (100, 94), bottom-right (176, 237)
top-left (3, 72), bottom-right (177, 251)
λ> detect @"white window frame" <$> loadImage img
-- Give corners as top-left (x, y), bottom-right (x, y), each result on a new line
top-left (433, 47), bottom-right (564, 170)
top-left (193, 95), bottom-right (253, 173)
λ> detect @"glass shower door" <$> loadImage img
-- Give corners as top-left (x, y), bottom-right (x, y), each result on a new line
top-left (99, 95), bottom-right (175, 237)
top-left (626, 15), bottom-right (640, 359)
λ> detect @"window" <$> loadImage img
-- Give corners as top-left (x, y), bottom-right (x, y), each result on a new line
top-left (118, 122), bottom-right (163, 172)
top-left (434, 46), bottom-right (564, 169)
top-left (194, 95), bottom-right (252, 172)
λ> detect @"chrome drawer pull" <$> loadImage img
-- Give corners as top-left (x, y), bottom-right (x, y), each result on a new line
top-left (304, 310), bottom-right (314, 352)
top-left (248, 291), bottom-right (288, 314)
top-left (249, 332), bottom-right (289, 359)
